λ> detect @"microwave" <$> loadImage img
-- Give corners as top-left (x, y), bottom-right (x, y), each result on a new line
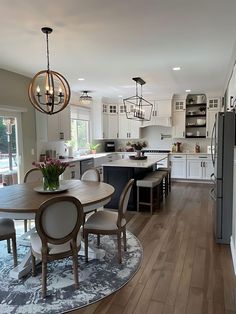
top-left (105, 141), bottom-right (115, 152)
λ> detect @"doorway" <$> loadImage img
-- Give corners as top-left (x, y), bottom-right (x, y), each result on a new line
top-left (0, 111), bottom-right (24, 187)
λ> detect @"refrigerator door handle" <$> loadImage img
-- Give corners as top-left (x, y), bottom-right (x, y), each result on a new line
top-left (211, 119), bottom-right (216, 167)
top-left (209, 187), bottom-right (216, 201)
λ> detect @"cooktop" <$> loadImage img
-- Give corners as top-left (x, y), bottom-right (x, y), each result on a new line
top-left (142, 150), bottom-right (171, 153)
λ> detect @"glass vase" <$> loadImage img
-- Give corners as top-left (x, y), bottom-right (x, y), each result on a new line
top-left (43, 176), bottom-right (60, 191)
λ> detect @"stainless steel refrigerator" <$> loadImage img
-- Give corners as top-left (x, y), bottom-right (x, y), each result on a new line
top-left (210, 112), bottom-right (235, 244)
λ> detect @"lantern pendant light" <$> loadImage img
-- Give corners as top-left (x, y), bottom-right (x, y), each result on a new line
top-left (123, 77), bottom-right (153, 121)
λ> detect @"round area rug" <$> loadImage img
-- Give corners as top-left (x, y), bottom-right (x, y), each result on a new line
top-left (0, 231), bottom-right (143, 314)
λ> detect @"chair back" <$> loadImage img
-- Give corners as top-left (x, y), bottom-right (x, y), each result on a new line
top-left (81, 168), bottom-right (100, 182)
top-left (117, 179), bottom-right (134, 226)
top-left (35, 196), bottom-right (83, 246)
top-left (24, 168), bottom-right (43, 183)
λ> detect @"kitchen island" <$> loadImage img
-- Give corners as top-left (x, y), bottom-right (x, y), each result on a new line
top-left (103, 156), bottom-right (166, 210)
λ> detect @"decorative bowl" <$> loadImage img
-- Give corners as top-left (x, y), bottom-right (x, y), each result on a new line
top-left (186, 132), bottom-right (193, 136)
top-left (196, 119), bottom-right (206, 125)
top-left (187, 111), bottom-right (196, 115)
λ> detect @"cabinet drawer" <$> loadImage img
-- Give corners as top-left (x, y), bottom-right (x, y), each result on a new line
top-left (170, 154), bottom-right (187, 160)
top-left (187, 154), bottom-right (211, 160)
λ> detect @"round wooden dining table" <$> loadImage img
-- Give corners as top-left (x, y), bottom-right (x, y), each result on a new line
top-left (0, 180), bottom-right (115, 279)
top-left (0, 180), bottom-right (115, 219)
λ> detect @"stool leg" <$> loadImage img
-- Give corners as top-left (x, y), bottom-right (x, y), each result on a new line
top-left (137, 186), bottom-right (140, 212)
top-left (169, 173), bottom-right (171, 192)
top-left (150, 187), bottom-right (153, 215)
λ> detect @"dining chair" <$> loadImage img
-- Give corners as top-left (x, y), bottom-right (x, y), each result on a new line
top-left (30, 195), bottom-right (83, 298)
top-left (84, 179), bottom-right (134, 263)
top-left (0, 218), bottom-right (17, 267)
top-left (81, 167), bottom-right (100, 227)
top-left (23, 168), bottom-right (43, 232)
top-left (81, 167), bottom-right (100, 182)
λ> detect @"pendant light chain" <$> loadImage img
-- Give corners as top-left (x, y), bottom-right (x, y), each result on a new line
top-left (46, 31), bottom-right (50, 72)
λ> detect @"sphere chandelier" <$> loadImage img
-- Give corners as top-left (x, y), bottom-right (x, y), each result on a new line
top-left (28, 27), bottom-right (71, 115)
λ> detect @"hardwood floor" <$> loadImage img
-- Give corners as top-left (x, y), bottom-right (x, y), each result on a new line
top-left (70, 182), bottom-right (236, 314)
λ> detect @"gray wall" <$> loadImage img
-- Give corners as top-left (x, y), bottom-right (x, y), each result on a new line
top-left (0, 69), bottom-right (36, 173)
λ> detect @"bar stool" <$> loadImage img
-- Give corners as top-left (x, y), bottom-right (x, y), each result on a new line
top-left (154, 168), bottom-right (171, 197)
top-left (136, 174), bottom-right (162, 214)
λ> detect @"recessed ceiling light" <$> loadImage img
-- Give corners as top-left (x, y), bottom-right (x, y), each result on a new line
top-left (186, 89), bottom-right (191, 92)
top-left (172, 67), bottom-right (181, 71)
top-left (78, 78), bottom-right (85, 81)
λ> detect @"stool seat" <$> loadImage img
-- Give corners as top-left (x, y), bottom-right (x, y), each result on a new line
top-left (137, 173), bottom-right (162, 214)
top-left (136, 176), bottom-right (162, 188)
top-left (0, 218), bottom-right (15, 237)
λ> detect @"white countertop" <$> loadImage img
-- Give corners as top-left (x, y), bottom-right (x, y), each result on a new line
top-left (58, 153), bottom-right (112, 163)
top-left (102, 156), bottom-right (166, 168)
top-left (169, 152), bottom-right (210, 155)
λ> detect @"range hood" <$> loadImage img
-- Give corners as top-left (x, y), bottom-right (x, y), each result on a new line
top-left (156, 116), bottom-right (172, 127)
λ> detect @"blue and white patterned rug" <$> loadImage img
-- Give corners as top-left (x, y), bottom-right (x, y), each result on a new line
top-left (0, 231), bottom-right (143, 314)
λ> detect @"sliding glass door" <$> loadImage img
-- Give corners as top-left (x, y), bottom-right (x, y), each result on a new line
top-left (0, 111), bottom-right (24, 186)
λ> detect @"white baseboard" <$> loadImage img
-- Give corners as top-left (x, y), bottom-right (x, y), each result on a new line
top-left (230, 236), bottom-right (236, 275)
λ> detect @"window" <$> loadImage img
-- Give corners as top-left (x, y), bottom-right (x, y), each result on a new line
top-left (69, 106), bottom-right (91, 150)
top-left (71, 118), bottom-right (90, 150)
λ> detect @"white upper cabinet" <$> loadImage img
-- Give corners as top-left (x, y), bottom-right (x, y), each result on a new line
top-left (102, 104), bottom-right (119, 139)
top-left (36, 106), bottom-right (71, 142)
top-left (172, 111), bottom-right (186, 138)
top-left (173, 100), bottom-right (186, 111)
top-left (142, 99), bottom-right (172, 127)
top-left (206, 98), bottom-right (221, 138)
top-left (118, 104), bottom-right (140, 139)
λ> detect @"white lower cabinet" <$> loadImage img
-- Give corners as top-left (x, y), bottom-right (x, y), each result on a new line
top-left (186, 155), bottom-right (214, 180)
top-left (170, 154), bottom-right (187, 179)
top-left (62, 161), bottom-right (80, 180)
top-left (170, 154), bottom-right (213, 180)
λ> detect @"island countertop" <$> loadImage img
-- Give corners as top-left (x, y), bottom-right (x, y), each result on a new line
top-left (102, 156), bottom-right (166, 168)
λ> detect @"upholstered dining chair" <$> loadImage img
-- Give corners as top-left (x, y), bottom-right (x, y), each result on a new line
top-left (23, 168), bottom-right (43, 232)
top-left (30, 196), bottom-right (83, 298)
top-left (81, 167), bottom-right (100, 227)
top-left (24, 168), bottom-right (43, 183)
top-left (0, 218), bottom-right (17, 267)
top-left (84, 179), bottom-right (134, 263)
top-left (81, 167), bottom-right (100, 182)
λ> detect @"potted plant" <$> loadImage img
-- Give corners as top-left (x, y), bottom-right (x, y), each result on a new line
top-left (89, 143), bottom-right (100, 154)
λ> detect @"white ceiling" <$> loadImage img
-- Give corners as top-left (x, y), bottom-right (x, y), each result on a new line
top-left (1, 0), bottom-right (236, 100)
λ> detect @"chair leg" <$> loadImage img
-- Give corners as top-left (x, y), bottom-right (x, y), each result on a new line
top-left (31, 252), bottom-right (36, 277)
top-left (97, 234), bottom-right (100, 247)
top-left (84, 231), bottom-right (89, 262)
top-left (24, 219), bottom-right (28, 233)
top-left (123, 229), bottom-right (127, 251)
top-left (11, 234), bottom-right (17, 267)
top-left (117, 232), bottom-right (122, 263)
top-left (42, 259), bottom-right (47, 298)
top-left (71, 241), bottom-right (79, 289)
top-left (7, 239), bottom-right (11, 253)
top-left (82, 214), bottom-right (86, 238)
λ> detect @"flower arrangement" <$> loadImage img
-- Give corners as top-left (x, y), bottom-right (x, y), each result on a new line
top-left (130, 141), bottom-right (147, 151)
top-left (33, 160), bottom-right (68, 191)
